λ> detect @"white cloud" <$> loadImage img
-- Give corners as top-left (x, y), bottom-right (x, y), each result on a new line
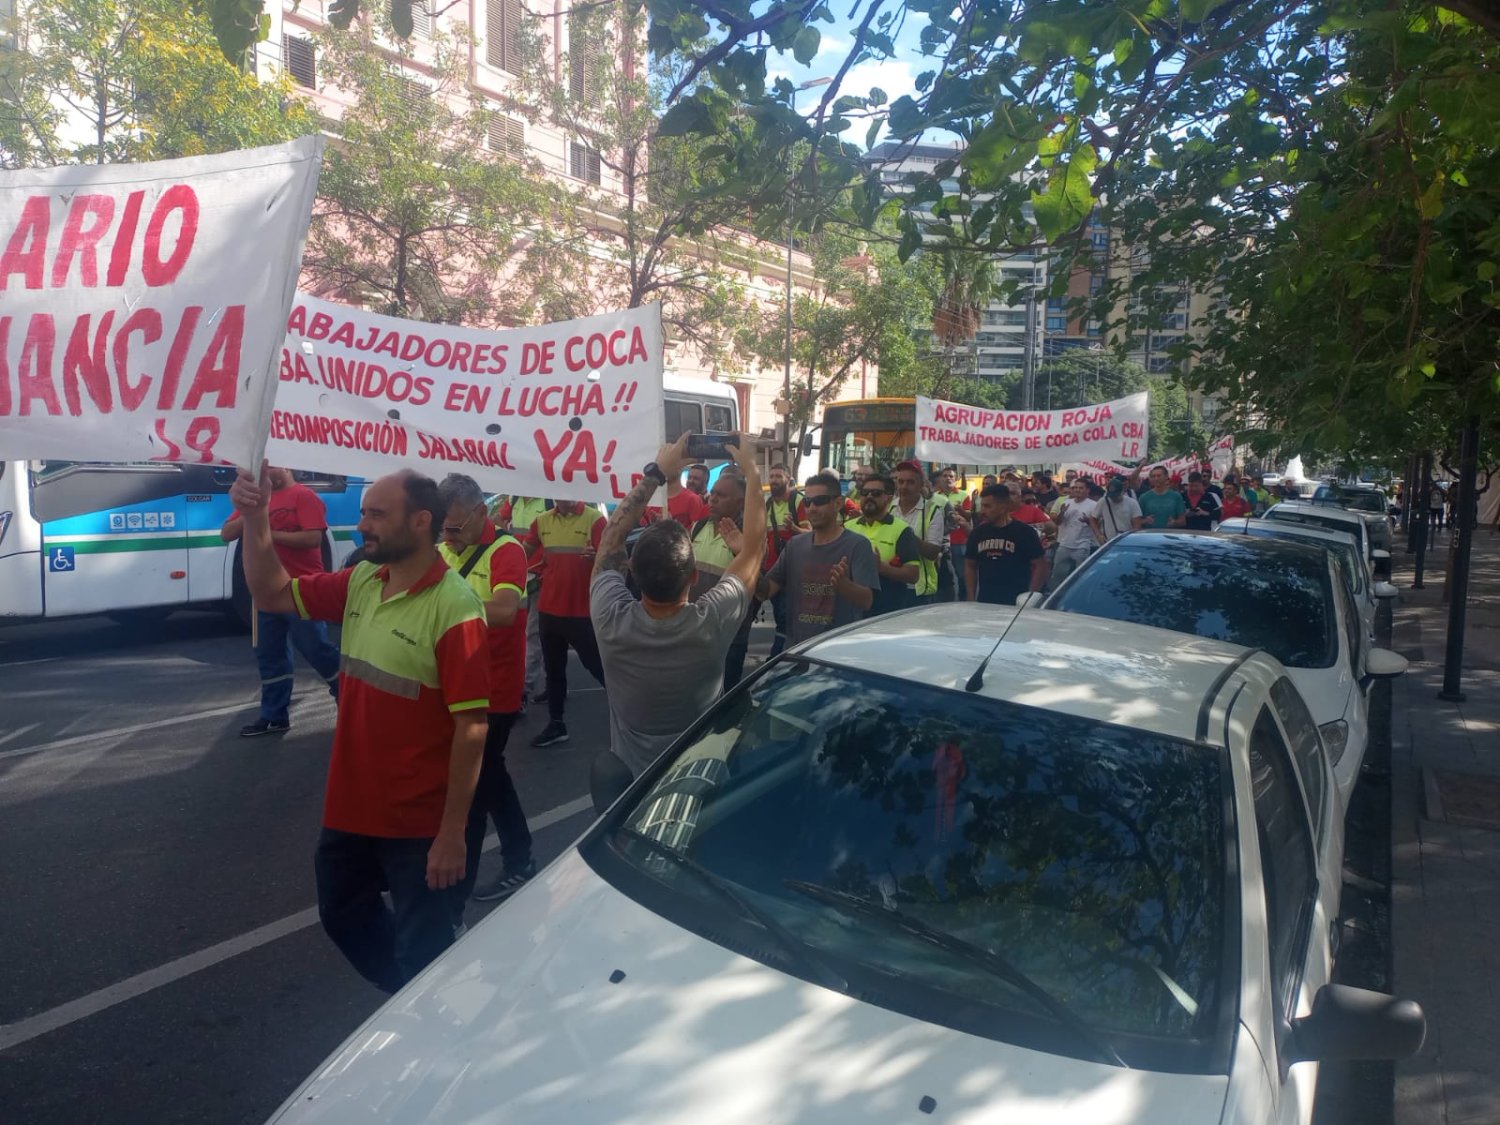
top-left (841, 57), bottom-right (919, 107)
top-left (815, 34), bottom-right (849, 60)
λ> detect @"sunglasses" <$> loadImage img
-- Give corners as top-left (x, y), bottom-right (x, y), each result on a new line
top-left (861, 489), bottom-right (888, 498)
top-left (441, 509), bottom-right (478, 535)
top-left (804, 494), bottom-right (838, 507)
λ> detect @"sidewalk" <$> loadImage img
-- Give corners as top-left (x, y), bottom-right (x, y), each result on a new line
top-left (1389, 525), bottom-right (1500, 1125)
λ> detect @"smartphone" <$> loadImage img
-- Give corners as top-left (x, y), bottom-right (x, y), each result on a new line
top-left (685, 431), bottom-right (736, 460)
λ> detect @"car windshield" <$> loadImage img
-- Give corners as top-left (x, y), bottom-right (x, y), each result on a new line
top-left (583, 662), bottom-right (1230, 1072)
top-left (1339, 490), bottom-right (1388, 513)
top-left (1048, 536), bottom-right (1338, 668)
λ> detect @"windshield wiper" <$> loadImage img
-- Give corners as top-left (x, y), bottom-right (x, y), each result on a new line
top-left (614, 827), bottom-right (847, 993)
top-left (785, 879), bottom-right (1127, 1069)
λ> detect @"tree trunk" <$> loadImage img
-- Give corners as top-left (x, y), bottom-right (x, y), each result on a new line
top-left (1439, 414), bottom-right (1482, 700)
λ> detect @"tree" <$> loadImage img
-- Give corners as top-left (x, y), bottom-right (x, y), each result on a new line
top-left (506, 0), bottom-right (772, 366)
top-left (736, 231), bottom-right (937, 473)
top-left (301, 18), bottom-right (569, 325)
top-left (2, 0), bottom-right (308, 168)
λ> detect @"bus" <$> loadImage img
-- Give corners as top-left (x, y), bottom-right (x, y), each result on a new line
top-left (0, 376), bottom-right (739, 625)
top-left (818, 398), bottom-right (919, 477)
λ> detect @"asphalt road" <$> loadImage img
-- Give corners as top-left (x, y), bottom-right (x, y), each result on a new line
top-left (0, 607), bottom-right (658, 1125)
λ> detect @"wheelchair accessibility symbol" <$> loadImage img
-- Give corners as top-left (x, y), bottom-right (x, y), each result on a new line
top-left (48, 546), bottom-right (76, 572)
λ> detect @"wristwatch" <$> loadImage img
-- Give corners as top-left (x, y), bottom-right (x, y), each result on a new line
top-left (641, 462), bottom-right (668, 487)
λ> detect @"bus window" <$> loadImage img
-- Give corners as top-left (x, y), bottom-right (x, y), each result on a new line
top-left (704, 402), bottom-right (735, 434)
top-left (31, 462), bottom-right (187, 525)
top-left (665, 400), bottom-right (703, 442)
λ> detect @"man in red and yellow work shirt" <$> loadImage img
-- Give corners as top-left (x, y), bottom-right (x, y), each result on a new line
top-left (523, 500), bottom-right (607, 748)
top-left (438, 474), bottom-right (536, 910)
top-left (231, 465), bottom-right (489, 993)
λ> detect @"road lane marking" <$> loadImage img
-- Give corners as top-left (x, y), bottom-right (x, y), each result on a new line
top-left (0, 696), bottom-right (336, 765)
top-left (0, 794), bottom-right (594, 1052)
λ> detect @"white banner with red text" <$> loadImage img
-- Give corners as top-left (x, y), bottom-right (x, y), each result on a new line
top-left (1063, 435), bottom-right (1236, 480)
top-left (916, 392), bottom-right (1150, 466)
top-left (0, 138), bottom-right (323, 468)
top-left (265, 295), bottom-right (665, 504)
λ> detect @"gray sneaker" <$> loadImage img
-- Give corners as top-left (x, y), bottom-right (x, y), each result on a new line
top-left (473, 859), bottom-right (537, 902)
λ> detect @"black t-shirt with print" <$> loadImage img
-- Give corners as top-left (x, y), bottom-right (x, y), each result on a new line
top-left (968, 520), bottom-right (1044, 605)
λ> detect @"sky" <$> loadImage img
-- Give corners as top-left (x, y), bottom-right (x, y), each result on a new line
top-left (764, 5), bottom-right (949, 150)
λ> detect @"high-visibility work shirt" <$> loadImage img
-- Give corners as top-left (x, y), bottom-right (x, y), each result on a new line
top-left (894, 499), bottom-right (944, 597)
top-left (849, 514), bottom-right (922, 616)
top-left (765, 491), bottom-right (803, 567)
top-left (935, 489), bottom-right (971, 546)
top-left (501, 497), bottom-right (549, 535)
top-left (439, 520), bottom-right (527, 714)
top-left (689, 517), bottom-right (738, 601)
top-left (527, 509), bottom-right (605, 617)
top-left (292, 556), bottom-right (489, 838)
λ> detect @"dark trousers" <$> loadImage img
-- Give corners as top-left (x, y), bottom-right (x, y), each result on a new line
top-left (723, 638), bottom-right (749, 691)
top-left (314, 828), bottom-right (454, 993)
top-left (769, 591), bottom-right (788, 658)
top-left (539, 612), bottom-right (605, 722)
top-left (456, 712), bottom-right (531, 907)
top-left (255, 610), bottom-right (340, 722)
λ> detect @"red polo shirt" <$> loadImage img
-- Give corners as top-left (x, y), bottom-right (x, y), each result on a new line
top-left (226, 483), bottom-right (328, 578)
top-left (292, 555), bottom-right (489, 838)
top-left (525, 509), bottom-right (606, 618)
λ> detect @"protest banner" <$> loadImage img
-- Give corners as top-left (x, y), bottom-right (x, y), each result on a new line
top-left (1064, 435), bottom-right (1237, 480)
top-left (916, 392), bottom-right (1150, 465)
top-left (0, 138), bottom-right (323, 468)
top-left (265, 295), bottom-right (665, 504)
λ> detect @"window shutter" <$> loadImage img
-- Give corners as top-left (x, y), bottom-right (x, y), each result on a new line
top-left (283, 35), bottom-right (317, 89)
top-left (488, 114), bottom-right (525, 157)
top-left (569, 141), bottom-right (601, 185)
top-left (410, 1), bottom-right (431, 38)
top-left (569, 12), bottom-right (600, 101)
top-left (486, 0), bottom-right (523, 72)
top-left (399, 77), bottom-right (431, 120)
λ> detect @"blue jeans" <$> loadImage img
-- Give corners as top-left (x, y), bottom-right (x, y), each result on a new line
top-left (315, 828), bottom-right (456, 992)
top-left (255, 610), bottom-right (340, 722)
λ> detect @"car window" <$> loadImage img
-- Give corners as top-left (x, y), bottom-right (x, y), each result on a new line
top-left (1247, 707), bottom-right (1318, 1023)
top-left (1266, 509), bottom-right (1366, 554)
top-left (1242, 526), bottom-right (1365, 598)
top-left (1047, 536), bottom-right (1338, 668)
top-left (1335, 560), bottom-right (1362, 664)
top-left (663, 400), bottom-right (702, 442)
top-left (586, 661), bottom-right (1231, 1071)
top-left (1268, 680), bottom-right (1327, 840)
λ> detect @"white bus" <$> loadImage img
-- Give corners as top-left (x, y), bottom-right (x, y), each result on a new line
top-left (0, 376), bottom-right (740, 625)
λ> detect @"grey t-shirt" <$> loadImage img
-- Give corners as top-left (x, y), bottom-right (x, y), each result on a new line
top-left (591, 569), bottom-right (749, 776)
top-left (765, 529), bottom-right (879, 649)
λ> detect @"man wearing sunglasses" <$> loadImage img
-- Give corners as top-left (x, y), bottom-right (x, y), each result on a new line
top-left (848, 473), bottom-right (923, 617)
top-left (759, 475), bottom-right (877, 648)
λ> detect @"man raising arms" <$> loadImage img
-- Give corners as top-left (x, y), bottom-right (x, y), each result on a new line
top-left (590, 435), bottom-right (766, 776)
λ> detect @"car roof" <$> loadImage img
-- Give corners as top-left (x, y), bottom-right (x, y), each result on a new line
top-left (799, 603), bottom-right (1260, 744)
top-left (1217, 517), bottom-right (1358, 547)
top-left (1266, 500), bottom-right (1370, 526)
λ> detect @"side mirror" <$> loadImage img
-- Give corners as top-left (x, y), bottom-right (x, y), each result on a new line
top-left (1371, 548), bottom-right (1391, 561)
top-left (1290, 984), bottom-right (1425, 1063)
top-left (589, 752), bottom-right (635, 817)
top-left (1364, 647), bottom-right (1409, 681)
top-left (1374, 581), bottom-right (1400, 600)
top-left (1014, 591), bottom-right (1046, 608)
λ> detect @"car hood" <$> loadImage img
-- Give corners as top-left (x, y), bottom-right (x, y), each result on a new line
top-left (269, 851), bottom-right (1229, 1125)
top-left (1287, 662), bottom-right (1353, 727)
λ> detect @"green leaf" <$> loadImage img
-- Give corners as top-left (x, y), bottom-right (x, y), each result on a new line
top-left (656, 98), bottom-right (716, 138)
top-left (792, 26), bottom-right (821, 65)
top-left (1030, 144), bottom-right (1096, 240)
top-left (1417, 177), bottom-right (1444, 220)
top-left (1181, 0), bottom-right (1214, 23)
top-left (1479, 262), bottom-right (1496, 281)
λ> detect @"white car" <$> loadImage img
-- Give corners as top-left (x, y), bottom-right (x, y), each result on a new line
top-left (267, 607), bottom-right (1422, 1125)
top-left (1262, 500), bottom-right (1390, 575)
top-left (1043, 531), bottom-right (1408, 810)
top-left (1217, 516), bottom-right (1400, 643)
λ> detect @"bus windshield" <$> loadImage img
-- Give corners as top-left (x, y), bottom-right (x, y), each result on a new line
top-left (820, 400), bottom-right (917, 477)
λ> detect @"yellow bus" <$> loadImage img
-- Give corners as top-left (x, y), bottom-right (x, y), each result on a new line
top-left (817, 398), bottom-right (920, 476)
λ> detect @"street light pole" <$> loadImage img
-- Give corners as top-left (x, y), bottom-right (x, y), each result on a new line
top-left (784, 76), bottom-right (832, 473)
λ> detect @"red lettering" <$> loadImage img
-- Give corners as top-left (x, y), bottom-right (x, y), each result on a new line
top-left (51, 195), bottom-right (116, 288)
top-left (183, 416), bottom-right (220, 463)
top-left (182, 306), bottom-right (243, 410)
top-left (62, 311), bottom-right (115, 416)
top-left (307, 312), bottom-right (333, 340)
top-left (607, 329), bottom-right (628, 365)
top-left (0, 196), bottom-right (49, 291)
top-left (372, 330), bottom-right (400, 358)
top-left (0, 317), bottom-right (10, 414)
top-left (627, 327), bottom-right (647, 364)
top-left (534, 427), bottom-right (570, 479)
top-left (448, 341), bottom-right (472, 372)
top-left (113, 308), bottom-right (162, 411)
top-left (563, 336), bottom-right (585, 372)
top-left (141, 185), bottom-right (199, 287)
top-left (330, 319), bottom-right (357, 348)
top-left (287, 304), bottom-right (308, 334)
top-left (18, 313), bottom-right (59, 415)
top-left (106, 190), bottom-right (145, 287)
top-left (155, 305), bottom-right (202, 409)
top-left (409, 375), bottom-right (432, 406)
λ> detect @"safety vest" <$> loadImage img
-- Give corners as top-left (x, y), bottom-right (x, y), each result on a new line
top-left (534, 509), bottom-right (597, 553)
top-left (506, 496), bottom-right (549, 536)
top-left (849, 515), bottom-right (908, 566)
top-left (765, 491), bottom-right (803, 565)
top-left (894, 501), bottom-right (941, 597)
top-left (439, 529), bottom-right (525, 606)
top-left (690, 517), bottom-right (738, 587)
